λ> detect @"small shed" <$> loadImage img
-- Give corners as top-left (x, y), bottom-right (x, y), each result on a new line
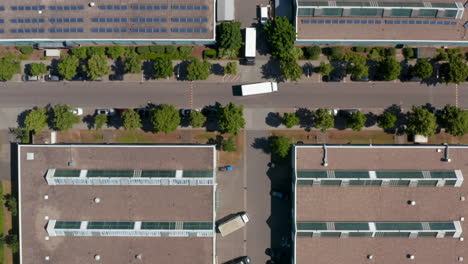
top-left (45, 49), bottom-right (61, 57)
top-left (217, 0), bottom-right (235, 21)
top-left (414, 134), bottom-right (428, 144)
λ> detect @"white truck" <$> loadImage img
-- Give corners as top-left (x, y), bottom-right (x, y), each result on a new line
top-left (244, 27), bottom-right (256, 65)
top-left (240, 82), bottom-right (278, 96)
top-left (218, 212), bottom-right (249, 236)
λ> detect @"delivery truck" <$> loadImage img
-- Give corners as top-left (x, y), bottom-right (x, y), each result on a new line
top-left (240, 82), bottom-right (278, 96)
top-left (218, 212), bottom-right (249, 236)
top-left (244, 27), bottom-right (256, 65)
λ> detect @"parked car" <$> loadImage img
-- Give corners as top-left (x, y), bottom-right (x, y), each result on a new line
top-left (219, 166), bottom-right (233, 171)
top-left (270, 190), bottom-right (288, 200)
top-left (21, 75), bottom-right (40, 81)
top-left (323, 74), bottom-right (343, 82)
top-left (406, 76), bottom-right (422, 82)
top-left (109, 74), bottom-right (124, 81)
top-left (135, 108), bottom-right (151, 118)
top-left (72, 108), bottom-right (83, 116)
top-left (45, 75), bottom-right (61, 82)
top-left (225, 256), bottom-right (251, 264)
top-left (180, 108), bottom-right (200, 117)
top-left (260, 6), bottom-right (269, 24)
top-left (202, 107), bottom-right (218, 117)
top-left (351, 75), bottom-right (370, 82)
top-left (338, 109), bottom-right (359, 117)
top-left (95, 109), bottom-right (116, 116)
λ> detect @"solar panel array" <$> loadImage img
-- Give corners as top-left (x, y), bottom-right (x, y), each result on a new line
top-left (131, 4), bottom-right (168, 10)
top-left (302, 19), bottom-right (382, 24)
top-left (11, 5), bottom-right (46, 11)
top-left (131, 18), bottom-right (168, 23)
top-left (172, 28), bottom-right (209, 33)
top-left (91, 28), bottom-right (128, 33)
top-left (172, 5), bottom-right (209, 10)
top-left (386, 19), bottom-right (457, 25)
top-left (49, 18), bottom-right (84, 23)
top-left (49, 28), bottom-right (84, 33)
top-left (11, 18), bottom-right (45, 23)
top-left (98, 5), bottom-right (128, 10)
top-left (48, 5), bottom-right (84, 11)
top-left (131, 28), bottom-right (168, 33)
top-left (92, 18), bottom-right (128, 23)
top-left (11, 28), bottom-right (45, 33)
top-left (0, 6), bottom-right (4, 11)
top-left (0, 19), bottom-right (4, 24)
top-left (172, 17), bottom-right (209, 23)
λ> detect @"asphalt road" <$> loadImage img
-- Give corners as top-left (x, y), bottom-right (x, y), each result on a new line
top-left (0, 81), bottom-right (463, 109)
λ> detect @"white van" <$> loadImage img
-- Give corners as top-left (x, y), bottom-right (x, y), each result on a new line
top-left (260, 6), bottom-right (269, 24)
top-left (240, 82), bottom-right (278, 96)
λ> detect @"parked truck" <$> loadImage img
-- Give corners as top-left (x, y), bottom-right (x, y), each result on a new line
top-left (218, 212), bottom-right (250, 236)
top-left (244, 27), bottom-right (256, 65)
top-left (240, 82), bottom-right (278, 96)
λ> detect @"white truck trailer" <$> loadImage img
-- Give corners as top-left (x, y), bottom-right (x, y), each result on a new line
top-left (240, 82), bottom-right (278, 96)
top-left (218, 212), bottom-right (249, 236)
top-left (244, 27), bottom-right (256, 65)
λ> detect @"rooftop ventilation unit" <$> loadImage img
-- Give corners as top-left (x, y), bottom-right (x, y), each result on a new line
top-left (26, 153), bottom-right (34, 160)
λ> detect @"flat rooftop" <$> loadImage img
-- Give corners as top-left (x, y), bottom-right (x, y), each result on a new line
top-left (18, 144), bottom-right (216, 264)
top-left (295, 0), bottom-right (467, 43)
top-left (0, 0), bottom-right (214, 42)
top-left (293, 145), bottom-right (468, 264)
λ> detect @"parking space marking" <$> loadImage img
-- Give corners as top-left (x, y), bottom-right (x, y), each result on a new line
top-left (243, 131), bottom-right (248, 254)
top-left (456, 84), bottom-right (459, 107)
top-left (189, 82), bottom-right (194, 108)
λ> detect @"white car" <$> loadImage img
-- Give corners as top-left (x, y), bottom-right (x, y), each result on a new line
top-left (260, 6), bottom-right (269, 24)
top-left (72, 108), bottom-right (83, 116)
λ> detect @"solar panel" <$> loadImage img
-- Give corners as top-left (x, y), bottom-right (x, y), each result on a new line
top-left (49, 28), bottom-right (84, 33)
top-left (48, 5), bottom-right (84, 11)
top-left (11, 5), bottom-right (45, 11)
top-left (0, 6), bottom-right (4, 11)
top-left (11, 28), bottom-right (44, 33)
top-left (131, 5), bottom-right (168, 10)
top-left (130, 28), bottom-right (167, 33)
top-left (172, 5), bottom-right (208, 10)
top-left (87, 221), bottom-right (135, 230)
top-left (98, 5), bottom-right (128, 10)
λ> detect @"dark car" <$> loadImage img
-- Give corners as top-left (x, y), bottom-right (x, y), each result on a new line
top-left (45, 75), bottom-right (61, 82)
top-left (270, 190), bottom-right (288, 200)
top-left (135, 108), bottom-right (151, 118)
top-left (109, 74), bottom-right (124, 81)
top-left (323, 74), bottom-right (343, 82)
top-left (338, 109), bottom-right (359, 117)
top-left (224, 256), bottom-right (251, 264)
top-left (351, 75), bottom-right (370, 82)
top-left (406, 76), bottom-right (422, 82)
top-left (202, 107), bottom-right (218, 117)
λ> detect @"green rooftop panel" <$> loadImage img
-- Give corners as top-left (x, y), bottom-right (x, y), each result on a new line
top-left (54, 221), bottom-right (81, 229)
top-left (87, 170), bottom-right (134, 178)
top-left (297, 179), bottom-right (314, 185)
top-left (54, 169), bottom-right (81, 177)
top-left (390, 9), bottom-right (412, 17)
top-left (348, 180), bottom-right (383, 186)
top-left (376, 171), bottom-right (423, 178)
top-left (418, 232), bottom-right (438, 237)
top-left (417, 180), bottom-right (438, 187)
top-left (297, 170), bottom-right (327, 178)
top-left (336, 1), bottom-right (371, 7)
top-left (298, 1), bottom-right (329, 6)
top-left (183, 170), bottom-right (213, 178)
top-left (320, 180), bottom-right (342, 186)
top-left (140, 170), bottom-right (176, 178)
top-left (445, 180), bottom-right (457, 186)
top-left (297, 222), bottom-right (327, 230)
top-left (321, 8), bottom-right (343, 16)
top-left (417, 9), bottom-right (438, 17)
top-left (440, 9), bottom-right (458, 18)
top-left (334, 171), bottom-right (369, 178)
top-left (141, 222), bottom-right (176, 230)
top-left (335, 222), bottom-right (369, 230)
top-left (87, 221), bottom-right (135, 229)
top-left (297, 8), bottom-right (315, 16)
top-left (380, 232), bottom-right (411, 237)
top-left (349, 8), bottom-right (383, 17)
top-left (430, 171), bottom-right (457, 179)
top-left (320, 232), bottom-right (341, 237)
top-left (348, 232), bottom-right (373, 237)
top-left (429, 222), bottom-right (455, 230)
top-left (378, 2), bottom-right (424, 7)
top-left (183, 222), bottom-right (213, 230)
top-left (376, 222), bottom-right (422, 230)
top-left (430, 3), bottom-right (458, 8)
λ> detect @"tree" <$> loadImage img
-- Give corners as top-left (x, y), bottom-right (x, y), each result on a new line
top-left (264, 17), bottom-right (296, 58)
top-left (0, 58), bottom-right (20, 81)
top-left (225, 62), bottom-right (237, 75)
top-left (218, 21), bottom-right (242, 58)
top-left (84, 55), bottom-right (110, 80)
top-left (270, 136), bottom-right (291, 158)
top-left (122, 109), bottom-right (142, 131)
top-left (317, 62), bottom-right (333, 77)
top-left (5, 233), bottom-right (19, 253)
top-left (218, 103), bottom-right (245, 135)
top-left (124, 53), bottom-right (142, 74)
top-left (378, 57), bottom-right (402, 80)
top-left (283, 112), bottom-right (300, 128)
top-left (28, 63), bottom-right (47, 76)
top-left (327, 46), bottom-right (344, 61)
top-left (411, 59), bottom-right (433, 79)
top-left (407, 105), bottom-right (437, 136)
top-left (153, 57), bottom-right (173, 79)
top-left (304, 45), bottom-right (321, 60)
top-left (403, 47), bottom-right (415, 60)
top-left (151, 104), bottom-right (181, 134)
top-left (106, 46), bottom-right (125, 59)
top-left (313, 109), bottom-right (334, 132)
top-left (25, 107), bottom-right (48, 134)
top-left (279, 57), bottom-right (302, 81)
top-left (15, 46), bottom-right (35, 55)
top-left (70, 47), bottom-right (88, 60)
top-left (3, 194), bottom-right (17, 216)
top-left (86, 46), bottom-right (106, 57)
top-left (187, 59), bottom-right (211, 81)
top-left (189, 111), bottom-right (206, 128)
top-left (95, 114), bottom-right (108, 130)
top-left (439, 104), bottom-right (468, 136)
top-left (58, 56), bottom-right (79, 80)
top-left (222, 136), bottom-right (237, 152)
top-left (377, 111), bottom-right (397, 130)
top-left (345, 53), bottom-right (368, 79)
top-left (346, 111), bottom-right (367, 131)
top-left (53, 104), bottom-right (80, 131)
top-left (445, 56), bottom-right (468, 84)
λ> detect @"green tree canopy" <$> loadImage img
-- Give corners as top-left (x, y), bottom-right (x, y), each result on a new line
top-left (58, 56), bottom-right (79, 80)
top-left (345, 53), bottom-right (368, 79)
top-left (187, 59), bottom-right (211, 81)
top-left (377, 111), bottom-right (397, 130)
top-left (53, 104), bottom-right (80, 131)
top-left (327, 46), bottom-right (344, 61)
top-left (94, 114), bottom-right (108, 130)
top-left (151, 104), bottom-right (181, 134)
top-left (84, 55), bottom-right (110, 80)
top-left (313, 109), bottom-right (334, 132)
top-left (346, 111), bottom-right (367, 131)
top-left (411, 59), bottom-right (433, 79)
top-left (283, 112), bottom-right (300, 128)
top-left (270, 136), bottom-right (292, 158)
top-left (218, 103), bottom-right (245, 135)
top-left (5, 234), bottom-right (19, 253)
top-left (189, 111), bottom-right (206, 128)
top-left (106, 46), bottom-right (125, 59)
top-left (28, 63), bottom-right (48, 76)
top-left (222, 136), bottom-right (237, 152)
top-left (439, 104), bottom-right (468, 136)
top-left (407, 105), bottom-right (437, 136)
top-left (304, 45), bottom-right (321, 60)
top-left (317, 62), bottom-right (333, 77)
top-left (124, 53), bottom-right (142, 74)
top-left (378, 57), bottom-right (402, 80)
top-left (25, 107), bottom-right (48, 134)
top-left (154, 57), bottom-right (173, 79)
top-left (279, 56), bottom-right (302, 81)
top-left (218, 21), bottom-right (242, 57)
top-left (121, 109), bottom-right (142, 131)
top-left (70, 47), bottom-right (88, 60)
top-left (445, 56), bottom-right (468, 84)
top-left (86, 46), bottom-right (106, 57)
top-left (264, 17), bottom-right (296, 59)
top-left (0, 58), bottom-right (20, 81)
top-left (224, 62), bottom-right (237, 75)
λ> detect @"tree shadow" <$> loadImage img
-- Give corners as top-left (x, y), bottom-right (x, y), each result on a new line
top-left (265, 112), bottom-right (282, 128)
top-left (107, 114), bottom-right (123, 129)
top-left (261, 59), bottom-right (283, 82)
top-left (384, 104), bottom-right (407, 135)
top-left (174, 60), bottom-right (190, 81)
top-left (295, 108), bottom-right (313, 131)
top-left (142, 60), bottom-right (155, 80)
top-left (16, 109), bottom-right (32, 128)
top-left (365, 112), bottom-right (378, 127)
top-left (211, 63), bottom-right (224, 76)
top-left (334, 115), bottom-right (347, 130)
top-left (82, 114), bottom-right (95, 130)
top-left (303, 62), bottom-right (314, 78)
top-left (112, 58), bottom-right (125, 75)
top-left (207, 135), bottom-right (224, 150)
top-left (251, 137), bottom-right (271, 154)
top-left (48, 59), bottom-right (60, 76)
top-left (399, 60), bottom-right (410, 81)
